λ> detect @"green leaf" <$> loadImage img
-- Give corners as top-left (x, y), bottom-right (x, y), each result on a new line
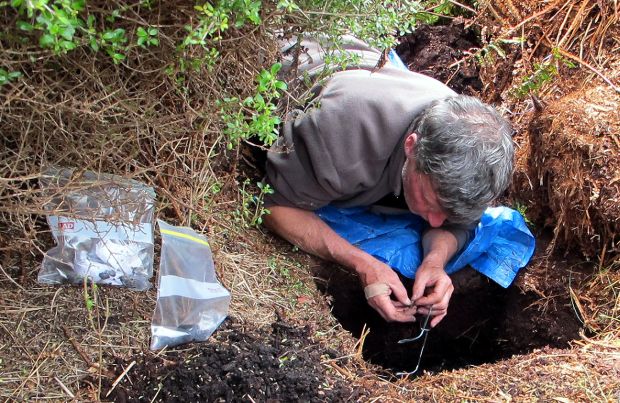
top-left (148, 27), bottom-right (157, 36)
top-left (61, 40), bottom-right (76, 50)
top-left (55, 9), bottom-right (70, 24)
top-left (270, 62), bottom-right (282, 75)
top-left (71, 0), bottom-right (85, 11)
top-left (10, 0), bottom-right (23, 6)
top-left (253, 93), bottom-right (265, 105)
top-left (137, 27), bottom-right (147, 37)
top-left (16, 21), bottom-right (34, 31)
top-left (39, 34), bottom-right (55, 47)
top-left (60, 25), bottom-right (75, 41)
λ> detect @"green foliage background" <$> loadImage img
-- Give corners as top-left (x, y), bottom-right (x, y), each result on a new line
top-left (0, 0), bottom-right (455, 228)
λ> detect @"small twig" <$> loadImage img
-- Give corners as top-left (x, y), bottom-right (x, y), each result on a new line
top-left (0, 263), bottom-right (25, 291)
top-left (0, 173), bottom-right (41, 182)
top-left (105, 361), bottom-right (136, 397)
top-left (150, 384), bottom-right (163, 403)
top-left (54, 376), bottom-right (75, 399)
top-left (62, 325), bottom-right (94, 368)
top-left (503, 0), bottom-right (567, 38)
top-left (447, 0), bottom-right (476, 14)
top-left (554, 46), bottom-right (620, 94)
top-left (353, 324), bottom-right (370, 358)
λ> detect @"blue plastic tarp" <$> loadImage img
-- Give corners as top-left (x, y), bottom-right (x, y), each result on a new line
top-left (316, 206), bottom-right (535, 288)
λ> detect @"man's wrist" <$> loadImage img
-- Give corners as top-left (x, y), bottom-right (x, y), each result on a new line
top-left (422, 228), bottom-right (458, 263)
top-left (423, 249), bottom-right (451, 267)
top-left (352, 254), bottom-right (378, 279)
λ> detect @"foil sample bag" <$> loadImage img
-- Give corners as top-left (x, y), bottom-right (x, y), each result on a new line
top-left (39, 167), bottom-right (155, 290)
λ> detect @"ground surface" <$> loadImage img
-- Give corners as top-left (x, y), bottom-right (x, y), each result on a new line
top-left (2, 4), bottom-right (619, 401)
top-left (101, 23), bottom-right (586, 397)
top-left (395, 19), bottom-right (482, 95)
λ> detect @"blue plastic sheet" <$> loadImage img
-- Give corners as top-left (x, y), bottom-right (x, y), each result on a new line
top-left (388, 49), bottom-right (408, 70)
top-left (316, 206), bottom-right (535, 288)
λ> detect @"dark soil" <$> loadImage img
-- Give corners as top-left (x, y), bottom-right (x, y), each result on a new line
top-left (102, 318), bottom-right (359, 402)
top-left (396, 20), bottom-right (482, 95)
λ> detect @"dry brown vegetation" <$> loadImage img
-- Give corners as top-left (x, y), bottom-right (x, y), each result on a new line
top-left (1, 0), bottom-right (619, 401)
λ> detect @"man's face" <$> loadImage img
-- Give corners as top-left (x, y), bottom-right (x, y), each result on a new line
top-left (402, 133), bottom-right (448, 228)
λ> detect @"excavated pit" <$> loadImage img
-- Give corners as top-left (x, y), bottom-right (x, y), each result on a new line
top-left (311, 243), bottom-right (583, 375)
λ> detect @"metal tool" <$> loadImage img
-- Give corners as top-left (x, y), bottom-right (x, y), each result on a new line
top-left (396, 305), bottom-right (433, 377)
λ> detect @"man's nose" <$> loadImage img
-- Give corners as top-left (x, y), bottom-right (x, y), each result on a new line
top-left (427, 211), bottom-right (446, 228)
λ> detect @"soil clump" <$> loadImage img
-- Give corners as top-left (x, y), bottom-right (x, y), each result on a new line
top-left (514, 84), bottom-right (620, 260)
top-left (396, 20), bottom-right (482, 95)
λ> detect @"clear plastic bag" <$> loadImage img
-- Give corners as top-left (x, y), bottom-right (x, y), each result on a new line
top-left (150, 220), bottom-right (230, 350)
top-left (39, 166), bottom-right (155, 290)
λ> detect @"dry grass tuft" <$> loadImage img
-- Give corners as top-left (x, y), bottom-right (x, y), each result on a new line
top-left (480, 0), bottom-right (619, 66)
top-left (573, 261), bottom-right (620, 338)
top-left (476, 0), bottom-right (620, 262)
top-left (0, 2), bottom-right (281, 399)
top-left (513, 79), bottom-right (620, 262)
top-left (0, 2), bottom-right (279, 249)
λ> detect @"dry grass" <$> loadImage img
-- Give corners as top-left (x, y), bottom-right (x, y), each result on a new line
top-left (1, 0), bottom-right (620, 401)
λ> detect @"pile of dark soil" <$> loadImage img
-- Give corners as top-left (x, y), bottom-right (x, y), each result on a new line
top-left (103, 318), bottom-right (360, 402)
top-left (396, 20), bottom-right (482, 95)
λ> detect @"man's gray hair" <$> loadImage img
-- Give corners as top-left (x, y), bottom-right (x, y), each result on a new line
top-left (412, 95), bottom-right (515, 224)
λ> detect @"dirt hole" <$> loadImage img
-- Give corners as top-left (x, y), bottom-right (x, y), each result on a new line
top-left (312, 247), bottom-right (583, 375)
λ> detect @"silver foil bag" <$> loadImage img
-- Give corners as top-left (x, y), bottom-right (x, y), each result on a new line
top-left (39, 167), bottom-right (155, 290)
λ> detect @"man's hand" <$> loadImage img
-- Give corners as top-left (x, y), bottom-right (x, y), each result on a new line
top-left (412, 254), bottom-right (454, 328)
top-left (265, 206), bottom-right (418, 323)
top-left (356, 258), bottom-right (417, 322)
top-left (414, 227), bottom-right (460, 328)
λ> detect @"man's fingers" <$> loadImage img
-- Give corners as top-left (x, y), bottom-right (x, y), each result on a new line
top-left (368, 295), bottom-right (416, 322)
top-left (417, 306), bottom-right (446, 316)
top-left (415, 279), bottom-right (453, 306)
top-left (393, 300), bottom-right (417, 310)
top-left (389, 280), bottom-right (413, 307)
top-left (430, 312), bottom-right (447, 328)
top-left (416, 285), bottom-right (453, 314)
top-left (411, 271), bottom-right (429, 301)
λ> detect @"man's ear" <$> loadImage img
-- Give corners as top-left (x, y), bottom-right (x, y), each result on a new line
top-left (404, 133), bottom-right (418, 156)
